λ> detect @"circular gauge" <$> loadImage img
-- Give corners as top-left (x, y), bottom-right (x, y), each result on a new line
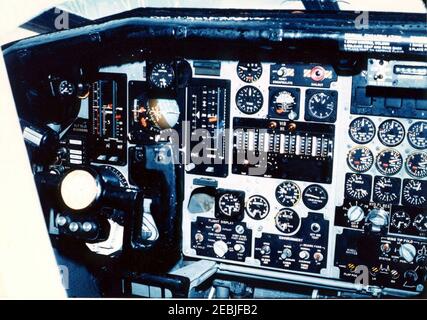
top-left (345, 174), bottom-right (372, 201)
top-left (275, 181), bottom-right (301, 207)
top-left (405, 152), bottom-right (427, 178)
top-left (402, 179), bottom-right (427, 207)
top-left (347, 146), bottom-right (374, 173)
top-left (275, 208), bottom-right (300, 234)
top-left (271, 90), bottom-right (297, 116)
top-left (236, 62), bottom-right (263, 83)
top-left (408, 121), bottom-right (427, 149)
top-left (391, 211), bottom-right (411, 230)
top-left (149, 63), bottom-right (175, 89)
top-left (59, 80), bottom-right (75, 96)
top-left (307, 91), bottom-right (336, 120)
top-left (147, 99), bottom-right (181, 129)
top-left (302, 185), bottom-right (328, 210)
top-left (349, 117), bottom-right (376, 144)
top-left (218, 193), bottom-right (242, 217)
top-left (246, 196), bottom-right (270, 220)
top-left (373, 176), bottom-right (400, 204)
top-left (378, 120), bottom-right (405, 147)
top-left (413, 214), bottom-right (427, 232)
top-left (375, 149), bottom-right (403, 176)
top-left (235, 86), bottom-right (264, 114)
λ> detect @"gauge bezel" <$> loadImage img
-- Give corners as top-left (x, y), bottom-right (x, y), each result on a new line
top-left (235, 85), bottom-right (264, 115)
top-left (245, 195), bottom-right (270, 220)
top-left (378, 119), bottom-right (406, 147)
top-left (347, 146), bottom-right (374, 173)
top-left (405, 152), bottom-right (427, 178)
top-left (348, 117), bottom-right (376, 144)
top-left (407, 121), bottom-right (427, 150)
top-left (302, 184), bottom-right (328, 210)
top-left (236, 62), bottom-right (263, 83)
top-left (274, 208), bottom-right (301, 235)
top-left (275, 181), bottom-right (301, 207)
top-left (375, 148), bottom-right (403, 176)
top-left (304, 89), bottom-right (338, 123)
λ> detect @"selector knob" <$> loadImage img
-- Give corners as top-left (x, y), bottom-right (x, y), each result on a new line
top-left (366, 208), bottom-right (389, 232)
top-left (69, 222), bottom-right (79, 233)
top-left (399, 243), bottom-right (417, 263)
top-left (213, 240), bottom-right (229, 258)
top-left (347, 206), bottom-right (365, 223)
top-left (299, 250), bottom-right (310, 260)
top-left (260, 245), bottom-right (271, 255)
top-left (281, 248), bottom-right (292, 259)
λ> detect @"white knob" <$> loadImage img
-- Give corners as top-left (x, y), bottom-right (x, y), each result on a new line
top-left (56, 216), bottom-right (67, 227)
top-left (299, 250), bottom-right (310, 260)
top-left (347, 206), bottom-right (365, 223)
top-left (399, 243), bottom-right (417, 263)
top-left (82, 222), bottom-right (93, 232)
top-left (69, 222), bottom-right (79, 233)
top-left (281, 248), bottom-right (292, 259)
top-left (213, 240), bottom-right (229, 258)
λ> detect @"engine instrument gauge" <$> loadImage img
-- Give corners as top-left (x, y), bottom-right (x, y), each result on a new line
top-left (373, 176), bottom-right (401, 204)
top-left (302, 185), bottom-right (328, 210)
top-left (402, 179), bottom-right (427, 207)
top-left (235, 86), bottom-right (264, 114)
top-left (405, 152), bottom-right (427, 178)
top-left (345, 173), bottom-right (372, 201)
top-left (149, 63), bottom-right (175, 89)
top-left (246, 196), bottom-right (270, 220)
top-left (375, 149), bottom-right (403, 176)
top-left (347, 146), bottom-right (374, 173)
top-left (391, 211), bottom-right (411, 230)
top-left (275, 181), bottom-right (301, 207)
top-left (378, 120), bottom-right (405, 147)
top-left (349, 117), bottom-right (376, 144)
top-left (237, 62), bottom-right (263, 83)
top-left (408, 121), bottom-right (427, 149)
top-left (274, 208), bottom-right (300, 234)
top-left (413, 214), bottom-right (427, 232)
top-left (305, 90), bottom-right (338, 123)
top-left (218, 193), bottom-right (243, 218)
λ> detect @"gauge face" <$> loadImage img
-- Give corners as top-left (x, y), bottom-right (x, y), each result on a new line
top-left (275, 208), bottom-right (300, 234)
top-left (271, 90), bottom-right (298, 116)
top-left (246, 196), bottom-right (270, 220)
top-left (408, 121), bottom-right (427, 149)
top-left (218, 193), bottom-right (242, 217)
top-left (59, 80), bottom-right (75, 96)
top-left (373, 176), bottom-right (401, 204)
top-left (413, 214), bottom-right (427, 232)
top-left (149, 63), bottom-right (175, 89)
top-left (375, 149), bottom-right (403, 176)
top-left (347, 147), bottom-right (374, 173)
top-left (402, 179), bottom-right (427, 207)
top-left (302, 185), bottom-right (328, 210)
top-left (405, 152), bottom-right (427, 178)
top-left (349, 117), bottom-right (376, 144)
top-left (235, 86), bottom-right (264, 114)
top-left (345, 173), bottom-right (372, 201)
top-left (378, 120), bottom-right (405, 147)
top-left (275, 181), bottom-right (301, 207)
top-left (306, 90), bottom-right (337, 122)
top-left (391, 211), bottom-right (411, 230)
top-left (236, 62), bottom-right (263, 83)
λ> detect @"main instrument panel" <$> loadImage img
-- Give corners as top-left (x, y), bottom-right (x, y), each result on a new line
top-left (41, 56), bottom-right (427, 296)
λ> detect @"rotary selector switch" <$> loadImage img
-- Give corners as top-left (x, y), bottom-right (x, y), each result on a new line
top-left (213, 240), bottom-right (229, 258)
top-left (399, 243), bottom-right (417, 263)
top-left (366, 208), bottom-right (389, 232)
top-left (347, 206), bottom-right (365, 223)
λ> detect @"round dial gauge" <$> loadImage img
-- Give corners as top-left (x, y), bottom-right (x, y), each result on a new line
top-left (307, 92), bottom-right (336, 120)
top-left (246, 196), bottom-right (270, 220)
top-left (413, 214), bottom-right (427, 232)
top-left (271, 90), bottom-right (297, 116)
top-left (405, 152), bottom-right (427, 178)
top-left (218, 193), bottom-right (242, 217)
top-left (408, 121), bottom-right (427, 149)
top-left (375, 149), bottom-right (403, 176)
top-left (235, 86), bottom-right (264, 114)
top-left (402, 179), bottom-right (427, 207)
top-left (373, 176), bottom-right (400, 204)
top-left (378, 120), bottom-right (405, 147)
top-left (275, 208), bottom-right (300, 234)
top-left (59, 80), bottom-right (75, 96)
top-left (345, 174), bottom-right (371, 201)
top-left (302, 185), bottom-right (328, 210)
top-left (349, 117), bottom-right (376, 144)
top-left (275, 181), bottom-right (301, 207)
top-left (149, 63), bottom-right (175, 89)
top-left (391, 211), bottom-right (411, 230)
top-left (347, 146), bottom-right (374, 173)
top-left (237, 62), bottom-right (263, 83)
